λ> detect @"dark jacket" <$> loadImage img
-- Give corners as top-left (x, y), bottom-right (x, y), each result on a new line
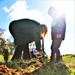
top-left (9, 19), bottom-right (42, 45)
top-left (51, 15), bottom-right (66, 40)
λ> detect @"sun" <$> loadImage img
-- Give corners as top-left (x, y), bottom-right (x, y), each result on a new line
top-left (51, 1), bottom-right (74, 13)
top-left (48, 0), bottom-right (74, 23)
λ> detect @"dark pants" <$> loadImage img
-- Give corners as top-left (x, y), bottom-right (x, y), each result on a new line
top-left (11, 43), bottom-right (37, 61)
top-left (50, 39), bottom-right (62, 62)
top-left (11, 44), bottom-right (31, 60)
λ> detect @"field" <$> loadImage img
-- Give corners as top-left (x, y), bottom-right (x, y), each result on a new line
top-left (0, 54), bottom-right (75, 75)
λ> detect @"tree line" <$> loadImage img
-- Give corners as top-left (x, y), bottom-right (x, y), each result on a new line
top-left (0, 28), bottom-right (15, 54)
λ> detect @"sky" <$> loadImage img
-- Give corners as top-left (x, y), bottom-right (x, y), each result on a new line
top-left (0, 0), bottom-right (75, 55)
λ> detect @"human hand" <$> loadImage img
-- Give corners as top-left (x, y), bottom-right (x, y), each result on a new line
top-left (56, 34), bottom-right (61, 39)
top-left (33, 50), bottom-right (44, 57)
top-left (39, 51), bottom-right (44, 57)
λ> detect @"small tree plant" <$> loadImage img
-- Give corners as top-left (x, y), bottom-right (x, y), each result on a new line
top-left (3, 44), bottom-right (9, 63)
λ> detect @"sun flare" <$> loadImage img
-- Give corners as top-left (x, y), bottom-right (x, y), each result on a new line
top-left (50, 0), bottom-right (74, 22)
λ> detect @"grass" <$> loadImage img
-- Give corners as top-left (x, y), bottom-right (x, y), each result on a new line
top-left (0, 54), bottom-right (4, 62)
top-left (0, 54), bottom-right (75, 75)
top-left (62, 55), bottom-right (75, 63)
top-left (0, 54), bottom-right (13, 62)
top-left (62, 55), bottom-right (75, 75)
top-left (39, 63), bottom-right (69, 75)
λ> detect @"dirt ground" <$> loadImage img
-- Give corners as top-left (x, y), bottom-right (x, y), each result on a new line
top-left (0, 59), bottom-right (43, 75)
top-left (0, 58), bottom-right (75, 75)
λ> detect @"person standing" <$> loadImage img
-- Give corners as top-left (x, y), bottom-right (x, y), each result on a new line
top-left (48, 6), bottom-right (66, 62)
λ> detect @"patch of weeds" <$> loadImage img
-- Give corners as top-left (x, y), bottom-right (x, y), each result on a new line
top-left (35, 62), bottom-right (70, 75)
top-left (6, 60), bottom-right (28, 69)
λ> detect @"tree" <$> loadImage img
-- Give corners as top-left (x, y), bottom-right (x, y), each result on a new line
top-left (7, 39), bottom-right (15, 54)
top-left (0, 28), bottom-right (5, 53)
top-left (0, 28), bottom-right (15, 54)
top-left (0, 38), bottom-right (5, 53)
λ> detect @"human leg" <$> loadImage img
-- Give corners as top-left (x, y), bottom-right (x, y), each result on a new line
top-left (50, 40), bottom-right (56, 62)
top-left (23, 44), bottom-right (31, 60)
top-left (11, 45), bottom-right (23, 60)
top-left (55, 40), bottom-right (62, 61)
top-left (50, 40), bottom-right (62, 62)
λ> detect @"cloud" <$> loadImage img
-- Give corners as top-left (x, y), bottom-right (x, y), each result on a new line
top-left (3, 6), bottom-right (10, 12)
top-left (3, 0), bottom-right (43, 23)
top-left (3, 0), bottom-right (44, 41)
top-left (2, 30), bottom-right (11, 40)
